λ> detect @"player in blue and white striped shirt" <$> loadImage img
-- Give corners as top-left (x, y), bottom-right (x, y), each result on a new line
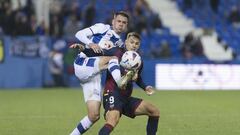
top-left (70, 11), bottom-right (132, 135)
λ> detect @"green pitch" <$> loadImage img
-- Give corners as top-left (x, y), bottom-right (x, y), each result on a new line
top-left (0, 88), bottom-right (240, 135)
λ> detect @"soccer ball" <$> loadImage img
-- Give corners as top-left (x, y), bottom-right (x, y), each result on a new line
top-left (120, 51), bottom-right (141, 70)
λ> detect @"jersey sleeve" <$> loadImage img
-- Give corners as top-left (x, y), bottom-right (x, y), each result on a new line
top-left (82, 48), bottom-right (104, 57)
top-left (89, 23), bottom-right (109, 34)
top-left (75, 28), bottom-right (93, 46)
top-left (135, 62), bottom-right (147, 90)
top-left (82, 47), bottom-right (122, 57)
top-left (75, 23), bottom-right (109, 46)
top-left (102, 47), bottom-right (122, 56)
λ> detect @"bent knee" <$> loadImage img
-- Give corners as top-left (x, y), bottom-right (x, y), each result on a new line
top-left (88, 113), bottom-right (100, 122)
top-left (150, 107), bottom-right (160, 117)
top-left (105, 110), bottom-right (121, 127)
top-left (154, 108), bottom-right (160, 117)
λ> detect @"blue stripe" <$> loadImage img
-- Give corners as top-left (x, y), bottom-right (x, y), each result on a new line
top-left (109, 65), bottom-right (120, 73)
top-left (77, 123), bottom-right (86, 134)
top-left (110, 35), bottom-right (118, 44)
top-left (75, 57), bottom-right (85, 66)
top-left (86, 58), bottom-right (96, 67)
top-left (109, 61), bottom-right (117, 65)
top-left (92, 31), bottom-right (107, 43)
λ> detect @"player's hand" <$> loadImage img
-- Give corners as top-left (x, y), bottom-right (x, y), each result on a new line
top-left (145, 86), bottom-right (155, 96)
top-left (89, 43), bottom-right (103, 53)
top-left (69, 43), bottom-right (85, 51)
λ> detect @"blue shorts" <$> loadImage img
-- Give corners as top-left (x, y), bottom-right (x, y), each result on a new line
top-left (103, 89), bottom-right (142, 118)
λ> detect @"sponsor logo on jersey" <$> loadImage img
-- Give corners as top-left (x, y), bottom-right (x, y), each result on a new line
top-left (115, 40), bottom-right (123, 47)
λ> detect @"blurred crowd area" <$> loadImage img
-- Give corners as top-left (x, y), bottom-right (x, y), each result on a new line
top-left (1, 0), bottom-right (240, 88)
top-left (0, 0), bottom-right (240, 60)
top-left (177, 0), bottom-right (240, 58)
top-left (0, 0), bottom-right (163, 37)
top-left (0, 0), bottom-right (167, 59)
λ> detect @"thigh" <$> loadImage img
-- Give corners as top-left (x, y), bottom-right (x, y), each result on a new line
top-left (122, 97), bottom-right (142, 118)
top-left (86, 100), bottom-right (101, 116)
top-left (81, 74), bottom-right (102, 102)
top-left (103, 90), bottom-right (124, 117)
top-left (105, 110), bottom-right (121, 127)
top-left (134, 100), bottom-right (159, 116)
top-left (98, 56), bottom-right (117, 71)
top-left (74, 57), bottom-right (100, 83)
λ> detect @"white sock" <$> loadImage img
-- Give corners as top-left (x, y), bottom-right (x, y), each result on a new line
top-left (70, 116), bottom-right (93, 135)
top-left (108, 59), bottom-right (121, 83)
top-left (70, 128), bottom-right (81, 135)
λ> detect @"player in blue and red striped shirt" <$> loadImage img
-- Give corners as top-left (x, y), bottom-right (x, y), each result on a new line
top-left (71, 32), bottom-right (160, 135)
top-left (98, 32), bottom-right (160, 135)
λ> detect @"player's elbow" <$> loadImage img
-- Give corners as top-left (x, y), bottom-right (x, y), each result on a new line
top-left (75, 31), bottom-right (82, 40)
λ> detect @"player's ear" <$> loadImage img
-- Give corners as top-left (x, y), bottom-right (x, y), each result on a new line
top-left (112, 19), bottom-right (114, 26)
top-left (112, 15), bottom-right (116, 26)
top-left (125, 39), bottom-right (128, 45)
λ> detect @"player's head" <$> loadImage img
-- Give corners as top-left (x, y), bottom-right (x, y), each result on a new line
top-left (125, 32), bottom-right (141, 51)
top-left (112, 11), bottom-right (129, 34)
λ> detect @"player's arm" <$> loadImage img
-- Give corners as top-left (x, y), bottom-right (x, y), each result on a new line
top-left (75, 28), bottom-right (94, 47)
top-left (75, 28), bottom-right (102, 53)
top-left (69, 43), bottom-right (85, 51)
top-left (69, 43), bottom-right (120, 57)
top-left (69, 43), bottom-right (104, 57)
top-left (75, 23), bottom-right (106, 53)
top-left (135, 63), bottom-right (155, 95)
top-left (83, 47), bottom-right (119, 57)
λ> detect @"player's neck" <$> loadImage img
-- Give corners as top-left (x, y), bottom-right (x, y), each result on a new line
top-left (111, 26), bottom-right (121, 35)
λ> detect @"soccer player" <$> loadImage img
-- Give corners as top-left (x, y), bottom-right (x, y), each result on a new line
top-left (98, 32), bottom-right (160, 135)
top-left (70, 11), bottom-right (130, 135)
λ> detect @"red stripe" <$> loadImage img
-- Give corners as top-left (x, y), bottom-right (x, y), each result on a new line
top-left (105, 123), bottom-right (114, 131)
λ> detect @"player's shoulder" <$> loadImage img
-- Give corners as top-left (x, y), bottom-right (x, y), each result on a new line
top-left (93, 23), bottom-right (110, 27)
top-left (91, 23), bottom-right (110, 32)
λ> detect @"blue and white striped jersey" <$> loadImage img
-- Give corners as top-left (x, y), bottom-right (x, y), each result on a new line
top-left (75, 23), bottom-right (124, 50)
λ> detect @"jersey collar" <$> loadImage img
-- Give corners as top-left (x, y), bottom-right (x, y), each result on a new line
top-left (110, 26), bottom-right (120, 38)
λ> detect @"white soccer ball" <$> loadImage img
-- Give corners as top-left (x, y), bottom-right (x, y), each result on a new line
top-left (120, 51), bottom-right (141, 70)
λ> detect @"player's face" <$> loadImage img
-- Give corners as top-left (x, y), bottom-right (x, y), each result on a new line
top-left (112, 15), bottom-right (128, 34)
top-left (125, 36), bottom-right (140, 51)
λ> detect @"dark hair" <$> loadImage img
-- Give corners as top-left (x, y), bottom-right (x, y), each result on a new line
top-left (127, 32), bottom-right (141, 40)
top-left (114, 11), bottom-right (129, 20)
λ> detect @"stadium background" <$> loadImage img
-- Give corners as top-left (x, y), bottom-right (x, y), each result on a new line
top-left (0, 0), bottom-right (240, 135)
top-left (1, 0), bottom-right (240, 89)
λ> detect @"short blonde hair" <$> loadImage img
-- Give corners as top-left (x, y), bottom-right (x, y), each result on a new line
top-left (127, 32), bottom-right (141, 40)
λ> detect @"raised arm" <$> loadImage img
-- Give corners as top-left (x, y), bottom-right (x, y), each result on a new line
top-left (135, 63), bottom-right (155, 95)
top-left (75, 23), bottom-right (108, 53)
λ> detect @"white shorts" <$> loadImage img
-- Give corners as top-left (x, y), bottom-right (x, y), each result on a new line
top-left (74, 54), bottom-right (102, 102)
top-left (81, 74), bottom-right (102, 102)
